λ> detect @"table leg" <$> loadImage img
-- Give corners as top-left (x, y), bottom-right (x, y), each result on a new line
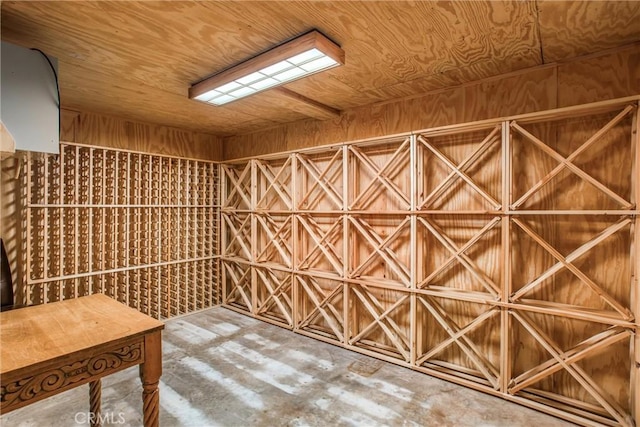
top-left (140, 331), bottom-right (162, 427)
top-left (89, 380), bottom-right (101, 427)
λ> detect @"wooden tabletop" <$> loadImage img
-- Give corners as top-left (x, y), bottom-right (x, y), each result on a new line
top-left (0, 294), bottom-right (164, 374)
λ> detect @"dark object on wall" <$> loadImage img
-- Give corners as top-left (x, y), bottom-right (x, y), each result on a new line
top-left (0, 238), bottom-right (14, 311)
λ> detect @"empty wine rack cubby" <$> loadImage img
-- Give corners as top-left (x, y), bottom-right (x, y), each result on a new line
top-left (23, 143), bottom-right (220, 319)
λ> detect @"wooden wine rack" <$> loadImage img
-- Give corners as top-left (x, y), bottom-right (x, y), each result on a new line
top-left (23, 143), bottom-right (219, 319)
top-left (220, 97), bottom-right (640, 427)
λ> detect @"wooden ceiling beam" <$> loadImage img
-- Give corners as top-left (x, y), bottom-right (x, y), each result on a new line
top-left (271, 87), bottom-right (341, 121)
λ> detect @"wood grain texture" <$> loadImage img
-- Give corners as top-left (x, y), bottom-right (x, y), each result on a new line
top-left (0, 295), bottom-right (163, 426)
top-left (462, 67), bottom-right (557, 122)
top-left (538, 1), bottom-right (640, 62)
top-left (0, 294), bottom-right (162, 374)
top-left (557, 46), bottom-right (640, 107)
top-left (60, 109), bottom-right (222, 161)
top-left (282, 1), bottom-right (540, 92)
top-left (271, 88), bottom-right (341, 121)
top-left (3, 1), bottom-right (635, 136)
top-left (224, 47), bottom-right (639, 160)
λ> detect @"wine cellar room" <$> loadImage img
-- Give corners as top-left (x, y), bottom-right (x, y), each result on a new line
top-left (0, 1), bottom-right (639, 426)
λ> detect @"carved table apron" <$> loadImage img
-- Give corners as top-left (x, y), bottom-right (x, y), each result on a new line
top-left (0, 294), bottom-right (164, 427)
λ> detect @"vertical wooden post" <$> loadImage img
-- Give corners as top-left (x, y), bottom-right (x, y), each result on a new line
top-left (133, 164), bottom-right (137, 311)
top-left (187, 160), bottom-right (192, 312)
top-left (184, 161), bottom-right (189, 264)
top-left (125, 152), bottom-right (131, 307)
top-left (100, 149), bottom-right (106, 295)
top-left (166, 157), bottom-right (172, 317)
top-left (43, 153), bottom-right (49, 284)
top-left (176, 159), bottom-right (182, 315)
top-left (59, 147), bottom-right (66, 302)
top-left (221, 165), bottom-right (228, 306)
top-left (66, 145), bottom-right (73, 301)
top-left (216, 163), bottom-right (221, 305)
top-left (415, 136), bottom-right (424, 358)
top-left (147, 155), bottom-right (152, 313)
top-left (342, 145), bottom-right (349, 347)
top-left (25, 151), bottom-right (32, 306)
top-left (291, 154), bottom-right (299, 329)
top-left (113, 152), bottom-right (120, 302)
top-left (500, 121), bottom-right (512, 393)
top-left (631, 102), bottom-right (640, 426)
top-left (409, 134), bottom-right (417, 366)
top-left (251, 160), bottom-right (258, 315)
top-left (88, 148), bottom-right (94, 280)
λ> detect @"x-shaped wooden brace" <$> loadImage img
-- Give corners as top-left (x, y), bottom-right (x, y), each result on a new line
top-left (296, 275), bottom-right (344, 341)
top-left (511, 217), bottom-right (633, 320)
top-left (297, 216), bottom-right (343, 275)
top-left (223, 163), bottom-right (252, 209)
top-left (222, 213), bottom-right (252, 260)
top-left (349, 138), bottom-right (411, 210)
top-left (255, 158), bottom-right (293, 210)
top-left (511, 105), bottom-right (635, 210)
top-left (418, 125), bottom-right (501, 209)
top-left (348, 216), bottom-right (411, 286)
top-left (255, 268), bottom-right (293, 325)
top-left (350, 285), bottom-right (411, 362)
top-left (509, 323), bottom-right (630, 395)
top-left (511, 311), bottom-right (632, 426)
top-left (416, 295), bottom-right (500, 388)
top-left (417, 134), bottom-right (501, 211)
top-left (255, 215), bottom-right (293, 267)
top-left (296, 151), bottom-right (343, 210)
top-left (223, 261), bottom-right (252, 311)
top-left (417, 216), bottom-right (501, 297)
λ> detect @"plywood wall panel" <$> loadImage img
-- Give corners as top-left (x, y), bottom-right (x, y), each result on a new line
top-left (462, 67), bottom-right (557, 122)
top-left (402, 88), bottom-right (467, 133)
top-left (557, 45), bottom-right (640, 107)
top-left (224, 46), bottom-right (639, 160)
top-left (75, 111), bottom-right (129, 149)
top-left (59, 110), bottom-right (79, 143)
top-left (61, 109), bottom-right (223, 161)
top-left (223, 86), bottom-right (469, 160)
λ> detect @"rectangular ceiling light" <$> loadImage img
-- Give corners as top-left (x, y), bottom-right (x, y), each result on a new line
top-left (189, 30), bottom-right (344, 106)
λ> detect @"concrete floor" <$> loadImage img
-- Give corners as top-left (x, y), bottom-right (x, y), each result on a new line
top-left (1, 307), bottom-right (575, 427)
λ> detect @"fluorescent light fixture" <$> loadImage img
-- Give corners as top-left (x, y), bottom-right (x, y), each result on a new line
top-left (189, 30), bottom-right (344, 106)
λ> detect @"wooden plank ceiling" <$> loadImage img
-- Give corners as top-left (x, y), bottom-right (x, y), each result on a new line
top-left (1, 1), bottom-right (639, 136)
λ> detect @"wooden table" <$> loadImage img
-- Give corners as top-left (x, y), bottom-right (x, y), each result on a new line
top-left (0, 294), bottom-right (164, 426)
